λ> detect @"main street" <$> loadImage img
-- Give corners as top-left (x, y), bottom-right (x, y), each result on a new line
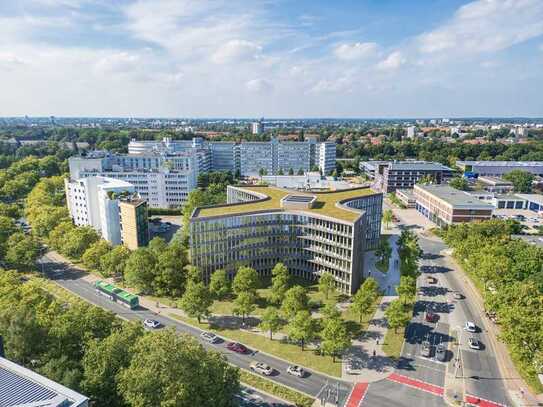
top-left (39, 253), bottom-right (352, 406)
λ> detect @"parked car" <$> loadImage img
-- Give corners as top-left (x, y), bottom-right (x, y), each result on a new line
top-left (250, 361), bottom-right (273, 376)
top-left (421, 341), bottom-right (431, 357)
top-left (345, 358), bottom-right (360, 375)
top-left (425, 311), bottom-right (439, 323)
top-left (286, 365), bottom-right (305, 378)
top-left (436, 344), bottom-right (447, 362)
top-left (453, 291), bottom-right (464, 300)
top-left (464, 321), bottom-right (477, 333)
top-left (226, 342), bottom-right (248, 354)
top-left (468, 337), bottom-right (481, 350)
top-left (200, 331), bottom-right (220, 343)
top-left (426, 276), bottom-right (437, 284)
top-left (143, 319), bottom-right (160, 329)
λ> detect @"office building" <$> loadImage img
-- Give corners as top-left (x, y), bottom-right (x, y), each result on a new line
top-left (456, 161), bottom-right (543, 177)
top-left (363, 161), bottom-right (454, 193)
top-left (65, 176), bottom-right (149, 247)
top-left (0, 356), bottom-right (88, 407)
top-left (414, 184), bottom-right (494, 227)
top-left (119, 198), bottom-right (150, 250)
top-left (477, 176), bottom-right (514, 194)
top-left (68, 151), bottom-right (198, 208)
top-left (251, 120), bottom-right (264, 134)
top-left (189, 185), bottom-right (383, 294)
top-left (395, 189), bottom-right (416, 208)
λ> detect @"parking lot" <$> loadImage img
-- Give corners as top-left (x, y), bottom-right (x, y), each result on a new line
top-left (149, 215), bottom-right (182, 242)
top-left (493, 209), bottom-right (541, 232)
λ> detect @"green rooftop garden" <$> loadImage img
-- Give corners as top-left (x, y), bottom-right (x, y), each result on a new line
top-left (194, 185), bottom-right (377, 222)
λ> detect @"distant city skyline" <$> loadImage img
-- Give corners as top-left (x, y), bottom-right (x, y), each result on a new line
top-left (0, 0), bottom-right (542, 117)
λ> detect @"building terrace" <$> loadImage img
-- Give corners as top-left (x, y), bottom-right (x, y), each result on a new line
top-left (192, 185), bottom-right (377, 222)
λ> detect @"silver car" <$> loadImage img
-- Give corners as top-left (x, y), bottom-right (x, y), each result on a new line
top-left (200, 331), bottom-right (220, 343)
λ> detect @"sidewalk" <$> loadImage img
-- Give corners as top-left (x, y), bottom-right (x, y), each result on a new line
top-left (365, 222), bottom-right (401, 296)
top-left (342, 296), bottom-right (397, 382)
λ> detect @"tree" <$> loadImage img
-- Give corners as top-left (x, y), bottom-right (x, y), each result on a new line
top-left (287, 310), bottom-right (317, 351)
top-left (382, 209), bottom-right (393, 229)
top-left (281, 285), bottom-right (309, 319)
top-left (503, 170), bottom-right (534, 193)
top-left (28, 207), bottom-right (69, 239)
top-left (48, 221), bottom-right (74, 251)
top-left (153, 245), bottom-right (187, 297)
top-left (297, 168), bottom-right (304, 175)
top-left (278, 168), bottom-right (284, 175)
top-left (351, 277), bottom-right (380, 323)
top-left (318, 272), bottom-right (336, 300)
top-left (148, 236), bottom-right (168, 256)
top-left (320, 317), bottom-right (351, 362)
top-left (232, 266), bottom-right (259, 295)
top-left (124, 248), bottom-right (157, 293)
top-left (270, 262), bottom-right (290, 304)
top-left (321, 303), bottom-right (341, 319)
top-left (398, 230), bottom-right (422, 278)
top-left (184, 264), bottom-right (202, 283)
top-left (396, 275), bottom-right (416, 304)
top-left (81, 322), bottom-right (144, 407)
top-left (179, 281), bottom-right (213, 323)
top-left (100, 245), bottom-right (130, 278)
top-left (233, 292), bottom-right (256, 323)
top-left (118, 329), bottom-right (240, 407)
top-left (82, 240), bottom-right (111, 271)
top-left (61, 226), bottom-right (100, 259)
top-left (209, 269), bottom-right (231, 300)
top-left (385, 299), bottom-right (411, 333)
top-left (375, 238), bottom-right (392, 272)
top-left (288, 168), bottom-right (294, 175)
top-left (417, 174), bottom-right (435, 185)
top-left (259, 306), bottom-right (282, 340)
top-left (449, 176), bottom-right (469, 191)
top-left (0, 216), bottom-right (17, 256)
top-left (5, 232), bottom-right (41, 270)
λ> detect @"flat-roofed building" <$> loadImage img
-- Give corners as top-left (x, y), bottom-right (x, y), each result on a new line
top-left (478, 176), bottom-right (514, 193)
top-left (189, 185), bottom-right (382, 294)
top-left (369, 161), bottom-right (454, 193)
top-left (457, 161), bottom-right (543, 177)
top-left (395, 189), bottom-right (416, 208)
top-left (414, 184), bottom-right (494, 227)
top-left (0, 356), bottom-right (88, 407)
top-left (119, 198), bottom-right (150, 250)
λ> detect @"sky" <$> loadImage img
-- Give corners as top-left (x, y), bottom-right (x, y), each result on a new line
top-left (0, 0), bottom-right (542, 118)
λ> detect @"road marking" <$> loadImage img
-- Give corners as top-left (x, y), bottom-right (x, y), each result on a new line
top-left (465, 394), bottom-right (507, 407)
top-left (387, 373), bottom-right (444, 397)
top-left (345, 382), bottom-right (369, 407)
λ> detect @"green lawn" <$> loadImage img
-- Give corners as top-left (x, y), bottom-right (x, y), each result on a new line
top-left (382, 326), bottom-right (405, 359)
top-left (239, 370), bottom-right (314, 407)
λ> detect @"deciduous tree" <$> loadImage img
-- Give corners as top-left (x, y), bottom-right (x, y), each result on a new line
top-left (259, 306), bottom-right (282, 340)
top-left (179, 281), bottom-right (213, 323)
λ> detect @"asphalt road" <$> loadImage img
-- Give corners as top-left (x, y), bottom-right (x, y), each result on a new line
top-left (416, 235), bottom-right (511, 406)
top-left (39, 253), bottom-right (351, 406)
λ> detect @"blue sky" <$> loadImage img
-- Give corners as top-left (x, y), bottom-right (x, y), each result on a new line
top-left (0, 0), bottom-right (542, 117)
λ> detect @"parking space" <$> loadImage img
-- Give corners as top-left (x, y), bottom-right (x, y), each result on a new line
top-left (149, 215), bottom-right (181, 242)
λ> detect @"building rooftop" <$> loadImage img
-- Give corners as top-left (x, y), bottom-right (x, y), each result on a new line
top-left (388, 162), bottom-right (452, 171)
top-left (457, 160), bottom-right (543, 167)
top-left (515, 194), bottom-right (543, 206)
top-left (415, 184), bottom-right (494, 210)
top-left (193, 185), bottom-right (378, 222)
top-left (477, 176), bottom-right (513, 186)
top-left (0, 356), bottom-right (88, 407)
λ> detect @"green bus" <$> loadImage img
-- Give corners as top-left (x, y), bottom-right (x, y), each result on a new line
top-left (95, 280), bottom-right (139, 310)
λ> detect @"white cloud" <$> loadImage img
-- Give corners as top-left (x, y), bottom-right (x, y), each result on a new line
top-left (333, 42), bottom-right (378, 61)
top-left (93, 52), bottom-right (141, 75)
top-left (377, 51), bottom-right (405, 71)
top-left (211, 39), bottom-right (262, 64)
top-left (245, 78), bottom-right (273, 93)
top-left (418, 0), bottom-right (543, 54)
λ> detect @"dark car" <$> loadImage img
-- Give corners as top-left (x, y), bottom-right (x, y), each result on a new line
top-left (226, 342), bottom-right (248, 354)
top-left (426, 311), bottom-right (439, 323)
top-left (436, 344), bottom-right (447, 362)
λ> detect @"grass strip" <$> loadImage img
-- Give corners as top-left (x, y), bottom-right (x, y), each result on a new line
top-left (239, 370), bottom-right (314, 407)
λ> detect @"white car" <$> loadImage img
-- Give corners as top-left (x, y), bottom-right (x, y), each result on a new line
top-left (464, 321), bottom-right (477, 333)
top-left (468, 337), bottom-right (481, 350)
top-left (250, 362), bottom-right (273, 376)
top-left (200, 331), bottom-right (220, 343)
top-left (143, 319), bottom-right (160, 329)
top-left (286, 365), bottom-right (305, 378)
top-left (345, 358), bottom-right (360, 375)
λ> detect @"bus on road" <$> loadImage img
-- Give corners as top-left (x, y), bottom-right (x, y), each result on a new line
top-left (95, 280), bottom-right (139, 310)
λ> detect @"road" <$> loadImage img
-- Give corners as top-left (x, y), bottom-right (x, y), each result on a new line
top-left (395, 228), bottom-right (511, 406)
top-left (39, 253), bottom-right (351, 406)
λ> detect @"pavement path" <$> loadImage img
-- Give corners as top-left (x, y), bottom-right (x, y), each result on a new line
top-left (342, 296), bottom-right (396, 383)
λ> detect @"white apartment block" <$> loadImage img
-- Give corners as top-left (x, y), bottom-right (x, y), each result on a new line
top-left (406, 126), bottom-right (416, 138)
top-left (65, 176), bottom-right (135, 245)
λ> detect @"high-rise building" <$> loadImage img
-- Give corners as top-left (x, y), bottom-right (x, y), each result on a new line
top-left (189, 185), bottom-right (383, 294)
top-left (406, 126), bottom-right (416, 138)
top-left (65, 176), bottom-right (149, 248)
top-left (119, 198), bottom-right (150, 250)
top-left (251, 119), bottom-right (264, 134)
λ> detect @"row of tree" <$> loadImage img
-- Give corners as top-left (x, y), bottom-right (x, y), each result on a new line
top-left (441, 220), bottom-right (543, 388)
top-left (0, 269), bottom-right (239, 406)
